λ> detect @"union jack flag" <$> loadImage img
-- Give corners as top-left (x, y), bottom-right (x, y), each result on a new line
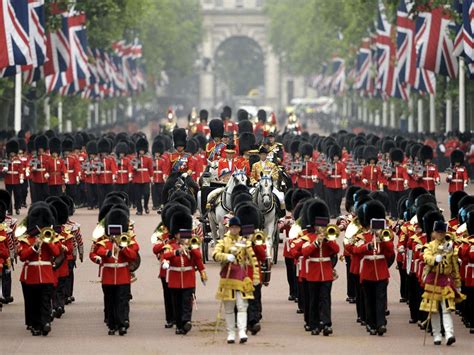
top-left (0, 0), bottom-right (31, 69)
top-left (416, 6), bottom-right (458, 78)
top-left (396, 0), bottom-right (416, 86)
top-left (375, 1), bottom-right (396, 98)
top-left (453, 0), bottom-right (474, 62)
top-left (43, 6), bottom-right (70, 78)
top-left (329, 57), bottom-right (345, 95)
top-left (413, 67), bottom-right (436, 95)
top-left (354, 37), bottom-right (372, 94)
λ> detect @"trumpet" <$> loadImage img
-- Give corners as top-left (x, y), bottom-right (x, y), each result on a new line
top-left (380, 229), bottom-right (393, 242)
top-left (15, 217), bottom-right (28, 238)
top-left (114, 233), bottom-right (132, 248)
top-left (188, 236), bottom-right (201, 250)
top-left (324, 224), bottom-right (340, 241)
top-left (150, 224), bottom-right (165, 244)
top-left (39, 227), bottom-right (56, 244)
top-left (252, 230), bottom-right (267, 246)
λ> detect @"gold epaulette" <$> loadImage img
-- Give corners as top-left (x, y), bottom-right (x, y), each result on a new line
top-left (17, 236), bottom-right (31, 245)
top-left (0, 236), bottom-right (6, 242)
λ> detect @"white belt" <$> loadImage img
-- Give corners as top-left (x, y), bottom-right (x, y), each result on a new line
top-left (465, 263), bottom-right (474, 279)
top-left (36, 168), bottom-right (46, 171)
top-left (154, 171), bottom-right (163, 173)
top-left (137, 168), bottom-right (148, 172)
top-left (306, 257), bottom-right (331, 270)
top-left (24, 261), bottom-right (52, 279)
top-left (330, 175), bottom-right (341, 178)
top-left (99, 170), bottom-right (113, 174)
top-left (7, 171), bottom-right (19, 174)
top-left (103, 262), bottom-right (128, 268)
top-left (391, 178), bottom-right (404, 181)
top-left (451, 179), bottom-right (463, 182)
top-left (422, 177), bottom-right (434, 180)
top-left (67, 170), bottom-right (74, 173)
top-left (118, 170), bottom-right (128, 173)
top-left (362, 255), bottom-right (385, 261)
top-left (169, 266), bottom-right (193, 272)
top-left (300, 175), bottom-right (312, 179)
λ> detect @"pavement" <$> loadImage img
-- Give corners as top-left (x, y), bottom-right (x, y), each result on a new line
top-left (0, 177), bottom-right (473, 354)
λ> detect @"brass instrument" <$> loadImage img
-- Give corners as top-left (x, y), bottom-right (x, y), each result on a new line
top-left (189, 236), bottom-right (201, 250)
top-left (29, 157), bottom-right (40, 170)
top-left (150, 224), bottom-right (165, 244)
top-left (92, 221), bottom-right (105, 241)
top-left (114, 233), bottom-right (132, 248)
top-left (252, 230), bottom-right (267, 246)
top-left (39, 227), bottom-right (56, 244)
top-left (15, 217), bottom-right (28, 238)
top-left (445, 167), bottom-right (454, 180)
top-left (290, 161), bottom-right (304, 171)
top-left (380, 228), bottom-right (393, 242)
top-left (383, 161), bottom-right (394, 176)
top-left (324, 224), bottom-right (340, 241)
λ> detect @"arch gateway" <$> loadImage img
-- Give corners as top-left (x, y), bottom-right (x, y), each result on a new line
top-left (199, 0), bottom-right (308, 112)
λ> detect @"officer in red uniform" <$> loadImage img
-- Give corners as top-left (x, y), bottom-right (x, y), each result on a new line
top-left (206, 119), bottom-right (226, 162)
top-left (151, 138), bottom-right (169, 211)
top-left (18, 203), bottom-right (60, 336)
top-left (361, 146), bottom-right (382, 192)
top-left (74, 134), bottom-right (87, 207)
top-left (447, 149), bottom-right (469, 195)
top-left (2, 140), bottom-right (24, 215)
top-left (62, 138), bottom-right (80, 206)
top-left (405, 143), bottom-right (423, 191)
top-left (322, 145), bottom-right (348, 218)
top-left (302, 200), bottom-right (340, 336)
top-left (17, 138), bottom-right (29, 208)
top-left (234, 132), bottom-right (253, 177)
top-left (47, 137), bottom-right (67, 196)
top-left (95, 208), bottom-right (139, 336)
top-left (185, 138), bottom-right (200, 181)
top-left (352, 200), bottom-right (394, 336)
top-left (161, 210), bottom-right (207, 335)
top-left (97, 138), bottom-right (118, 208)
top-left (418, 145), bottom-right (440, 196)
top-left (168, 128), bottom-right (195, 176)
top-left (30, 135), bottom-right (50, 202)
top-left (114, 142), bottom-right (132, 197)
top-left (385, 148), bottom-right (408, 218)
top-left (217, 144), bottom-right (237, 181)
top-left (296, 143), bottom-right (319, 194)
top-left (83, 141), bottom-right (99, 210)
top-left (195, 109), bottom-right (210, 138)
top-left (131, 138), bottom-right (153, 215)
top-left (221, 105), bottom-right (237, 134)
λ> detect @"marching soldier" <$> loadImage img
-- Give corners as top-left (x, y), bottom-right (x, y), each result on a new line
top-left (168, 129), bottom-right (195, 176)
top-left (30, 135), bottom-right (50, 202)
top-left (0, 201), bottom-right (10, 311)
top-left (2, 139), bottom-right (24, 215)
top-left (0, 189), bottom-right (16, 305)
top-left (206, 119), bottom-right (226, 162)
top-left (361, 146), bottom-right (382, 192)
top-left (385, 148), bottom-right (408, 218)
top-left (131, 138), bottom-right (153, 215)
top-left (151, 139), bottom-right (169, 211)
top-left (47, 137), bottom-right (67, 197)
top-left (97, 138), bottom-right (117, 208)
top-left (195, 109), bottom-right (210, 138)
top-left (447, 149), bottom-right (469, 195)
top-left (18, 203), bottom-right (60, 336)
top-left (62, 138), bottom-right (81, 205)
top-left (17, 138), bottom-right (29, 209)
top-left (418, 145), bottom-right (440, 196)
top-left (114, 142), bottom-right (133, 197)
top-left (95, 208), bottom-right (140, 335)
top-left (161, 210), bottom-right (207, 335)
top-left (321, 145), bottom-right (347, 218)
top-left (74, 134), bottom-right (87, 207)
top-left (296, 143), bottom-right (318, 195)
top-left (83, 141), bottom-right (99, 210)
top-left (221, 106), bottom-right (237, 134)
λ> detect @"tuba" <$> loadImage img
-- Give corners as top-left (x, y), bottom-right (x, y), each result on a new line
top-left (39, 227), bottom-right (56, 244)
top-left (324, 224), bottom-right (340, 241)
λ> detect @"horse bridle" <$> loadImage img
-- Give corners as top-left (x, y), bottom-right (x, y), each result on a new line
top-left (258, 176), bottom-right (273, 207)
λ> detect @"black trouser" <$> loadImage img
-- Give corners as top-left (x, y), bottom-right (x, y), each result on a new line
top-left (65, 260), bottom-right (75, 299)
top-left (465, 286), bottom-right (474, 327)
top-left (314, 181), bottom-right (325, 200)
top-left (134, 183), bottom-right (150, 213)
top-left (362, 280), bottom-right (387, 329)
top-left (102, 284), bottom-right (131, 330)
top-left (248, 283), bottom-right (262, 326)
top-left (49, 185), bottom-right (62, 197)
top-left (397, 262), bottom-right (407, 300)
top-left (308, 281), bottom-right (332, 330)
top-left (21, 283), bottom-right (53, 330)
top-left (297, 280), bottom-right (304, 312)
top-left (326, 188), bottom-right (344, 217)
top-left (86, 183), bottom-right (98, 208)
top-left (170, 287), bottom-right (194, 330)
top-left (354, 274), bottom-right (365, 321)
top-left (5, 184), bottom-right (21, 213)
top-left (345, 256), bottom-right (356, 299)
top-left (31, 182), bottom-right (49, 202)
top-left (2, 266), bottom-right (12, 298)
top-left (21, 180), bottom-right (28, 205)
top-left (160, 277), bottom-right (174, 324)
top-left (78, 182), bottom-right (87, 205)
top-left (407, 273), bottom-right (421, 321)
top-left (65, 184), bottom-right (77, 205)
top-left (285, 257), bottom-right (297, 298)
top-left (302, 279), bottom-right (310, 326)
top-left (151, 183), bottom-right (164, 208)
top-left (97, 184), bottom-right (113, 208)
top-left (52, 276), bottom-right (67, 310)
top-left (387, 190), bottom-right (406, 218)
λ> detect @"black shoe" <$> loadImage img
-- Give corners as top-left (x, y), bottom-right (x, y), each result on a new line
top-left (470, 328), bottom-right (474, 334)
top-left (296, 309), bottom-right (304, 314)
top-left (348, 298), bottom-right (356, 304)
top-left (304, 324), bottom-right (312, 332)
top-left (31, 329), bottom-right (42, 336)
top-left (42, 323), bottom-right (51, 336)
top-left (345, 297), bottom-right (350, 302)
top-left (288, 295), bottom-right (296, 301)
top-left (356, 317), bottom-right (362, 324)
top-left (399, 298), bottom-right (407, 303)
top-left (87, 207), bottom-right (93, 210)
top-left (239, 337), bottom-right (247, 344)
top-left (385, 310), bottom-right (390, 316)
top-left (124, 320), bottom-right (130, 329)
top-left (409, 319), bottom-right (417, 324)
top-left (26, 326), bottom-right (32, 331)
top-left (434, 340), bottom-right (441, 345)
top-left (118, 327), bottom-right (127, 336)
top-left (182, 321), bottom-right (192, 334)
top-left (323, 326), bottom-right (333, 336)
top-left (369, 328), bottom-right (377, 336)
top-left (145, 209), bottom-right (149, 214)
top-left (446, 336), bottom-right (456, 346)
top-left (152, 206), bottom-right (158, 211)
top-left (108, 329), bottom-right (115, 336)
top-left (311, 329), bottom-right (320, 335)
top-left (164, 322), bottom-right (174, 329)
top-left (377, 325), bottom-right (387, 336)
top-left (15, 209), bottom-right (20, 215)
top-left (361, 321), bottom-right (366, 326)
top-left (175, 329), bottom-right (185, 335)
top-left (65, 298), bottom-right (71, 305)
top-left (249, 323), bottom-right (261, 335)
top-left (136, 211), bottom-right (143, 216)
top-left (227, 339), bottom-right (235, 344)
top-left (70, 296), bottom-right (75, 303)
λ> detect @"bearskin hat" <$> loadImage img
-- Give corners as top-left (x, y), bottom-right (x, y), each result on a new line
top-left (199, 109), bottom-right (208, 121)
top-left (345, 185), bottom-right (362, 213)
top-left (458, 195), bottom-right (474, 211)
top-left (34, 135), bottom-right (48, 151)
top-left (209, 119), bottom-right (224, 139)
top-left (152, 140), bottom-right (165, 156)
top-left (450, 149), bottom-right (465, 165)
top-left (232, 192), bottom-right (253, 211)
top-left (236, 203), bottom-right (263, 233)
top-left (61, 138), bottom-right (74, 153)
top-left (5, 139), bottom-right (19, 155)
top-left (170, 191), bottom-right (197, 215)
top-left (363, 145), bottom-right (378, 162)
top-left (86, 141), bottom-right (98, 155)
top-left (305, 199), bottom-right (330, 227)
top-left (136, 137), bottom-right (149, 153)
top-left (237, 109), bottom-right (249, 122)
top-left (450, 190), bottom-right (468, 219)
top-left (98, 138), bottom-right (110, 154)
top-left (418, 145), bottom-right (433, 162)
top-left (27, 203), bottom-right (55, 230)
top-left (390, 148), bottom-right (404, 163)
top-left (257, 109), bottom-right (267, 123)
top-left (284, 188), bottom-right (295, 212)
top-left (329, 144), bottom-right (342, 160)
top-left (49, 199), bottom-right (69, 225)
top-left (173, 128), bottom-right (187, 148)
top-left (170, 210), bottom-right (193, 236)
top-left (194, 134), bottom-right (207, 151)
top-left (299, 142), bottom-right (313, 157)
top-left (49, 137), bottom-right (61, 155)
top-left (115, 142), bottom-right (129, 156)
top-left (291, 189), bottom-right (312, 211)
top-left (416, 203), bottom-right (438, 232)
top-left (74, 134), bottom-right (84, 150)
top-left (0, 189), bottom-right (11, 210)
top-left (104, 208), bottom-right (129, 236)
top-left (397, 196), bottom-right (409, 220)
top-left (0, 200), bottom-right (7, 223)
top-left (357, 200), bottom-right (386, 228)
top-left (353, 145), bottom-right (365, 161)
top-left (222, 106), bottom-right (232, 119)
top-left (414, 193), bottom-right (437, 209)
top-left (17, 138), bottom-right (26, 153)
top-left (238, 132), bottom-right (255, 154)
top-left (59, 195), bottom-right (74, 217)
top-left (162, 203), bottom-right (190, 229)
top-left (423, 210), bottom-right (444, 240)
top-left (407, 187), bottom-right (428, 207)
top-left (289, 140), bottom-right (300, 156)
top-left (381, 140), bottom-right (395, 154)
top-left (238, 120), bottom-right (253, 134)
top-left (369, 191), bottom-right (390, 208)
top-left (186, 139), bottom-right (198, 155)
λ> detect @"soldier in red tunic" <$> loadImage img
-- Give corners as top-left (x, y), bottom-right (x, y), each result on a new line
top-left (46, 137), bottom-right (67, 196)
top-left (206, 119), bottom-right (226, 162)
top-left (151, 138), bottom-right (169, 211)
top-left (217, 144), bottom-right (237, 182)
top-left (168, 129), bottom-right (195, 176)
top-left (95, 208), bottom-right (139, 336)
top-left (62, 138), bottom-right (81, 206)
top-left (195, 109), bottom-right (210, 138)
top-left (385, 148), bottom-right (408, 218)
top-left (296, 143), bottom-right (319, 195)
top-left (83, 141), bottom-right (99, 210)
top-left (446, 149), bottom-right (469, 195)
top-left (161, 210), bottom-right (207, 335)
top-left (114, 142), bottom-right (132, 197)
top-left (418, 145), bottom-right (440, 197)
top-left (97, 138), bottom-right (118, 208)
top-left (131, 138), bottom-right (153, 215)
top-left (2, 140), bottom-right (24, 215)
top-left (361, 146), bottom-right (382, 192)
top-left (321, 145), bottom-right (348, 218)
top-left (30, 135), bottom-right (50, 202)
top-left (18, 203), bottom-right (60, 336)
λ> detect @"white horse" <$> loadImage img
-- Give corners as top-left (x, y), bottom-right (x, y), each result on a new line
top-left (207, 168), bottom-right (248, 243)
top-left (251, 174), bottom-right (278, 263)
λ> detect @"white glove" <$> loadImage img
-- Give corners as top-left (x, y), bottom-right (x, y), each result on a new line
top-left (435, 254), bottom-right (442, 263)
top-left (2, 167), bottom-right (7, 172)
top-left (362, 179), bottom-right (368, 185)
top-left (44, 173), bottom-right (50, 179)
top-left (20, 179), bottom-right (24, 184)
top-left (161, 260), bottom-right (170, 270)
top-left (253, 279), bottom-right (260, 287)
top-left (182, 172), bottom-right (188, 178)
top-left (227, 254), bottom-right (236, 263)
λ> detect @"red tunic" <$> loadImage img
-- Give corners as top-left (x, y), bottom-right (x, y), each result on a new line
top-left (47, 157), bottom-right (67, 186)
top-left (3, 157), bottom-right (25, 185)
top-left (97, 156), bottom-right (118, 184)
top-left (361, 164), bottom-right (382, 191)
top-left (301, 233), bottom-right (339, 282)
top-left (64, 155), bottom-right (81, 185)
top-left (447, 165), bottom-right (469, 193)
top-left (115, 157), bottom-right (133, 185)
top-left (322, 162), bottom-right (347, 189)
top-left (420, 163), bottom-right (440, 192)
top-left (296, 161), bottom-right (319, 189)
top-left (152, 156), bottom-right (169, 183)
top-left (95, 239), bottom-right (139, 285)
top-left (131, 156), bottom-right (153, 184)
top-left (30, 154), bottom-right (50, 184)
top-left (386, 165), bottom-right (408, 192)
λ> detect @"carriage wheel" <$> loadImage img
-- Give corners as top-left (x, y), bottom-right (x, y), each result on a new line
top-left (272, 227), bottom-right (279, 265)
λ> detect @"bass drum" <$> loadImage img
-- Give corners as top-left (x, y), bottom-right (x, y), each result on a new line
top-left (129, 253), bottom-right (141, 273)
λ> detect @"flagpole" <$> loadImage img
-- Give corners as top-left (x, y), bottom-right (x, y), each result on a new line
top-left (459, 58), bottom-right (466, 132)
top-left (58, 98), bottom-right (63, 133)
top-left (389, 101), bottom-right (395, 128)
top-left (94, 102), bottom-right (99, 127)
top-left (14, 73), bottom-right (22, 133)
top-left (446, 78), bottom-right (452, 133)
top-left (44, 97), bottom-right (51, 130)
top-left (408, 96), bottom-right (414, 133)
top-left (87, 104), bottom-right (92, 129)
top-left (429, 94), bottom-right (435, 132)
top-left (382, 101), bottom-right (388, 127)
top-left (417, 98), bottom-right (424, 133)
